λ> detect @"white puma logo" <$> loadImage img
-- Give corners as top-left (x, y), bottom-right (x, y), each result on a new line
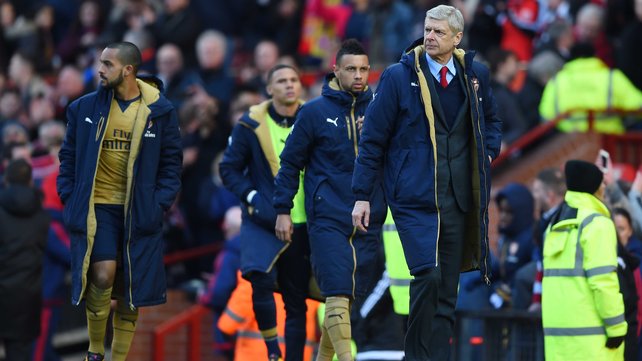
top-left (410, 82), bottom-right (419, 87)
top-left (84, 117), bottom-right (93, 124)
top-left (326, 117), bottom-right (338, 127)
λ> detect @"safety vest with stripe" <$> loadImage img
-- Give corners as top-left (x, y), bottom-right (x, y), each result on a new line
top-left (218, 272), bottom-right (320, 361)
top-left (383, 209), bottom-right (411, 315)
top-left (542, 191), bottom-right (627, 361)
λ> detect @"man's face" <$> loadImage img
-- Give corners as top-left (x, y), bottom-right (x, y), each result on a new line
top-left (157, 46), bottom-right (182, 79)
top-left (267, 68), bottom-right (302, 107)
top-left (197, 38), bottom-right (225, 71)
top-left (531, 179), bottom-right (549, 214)
top-left (423, 17), bottom-right (462, 64)
top-left (614, 214), bottom-right (633, 244)
top-left (497, 198), bottom-right (514, 230)
top-left (98, 48), bottom-right (125, 89)
top-left (334, 54), bottom-right (370, 93)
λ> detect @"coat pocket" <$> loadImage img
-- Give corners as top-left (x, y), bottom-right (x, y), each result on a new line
top-left (249, 192), bottom-right (278, 230)
top-left (392, 148), bottom-right (436, 209)
top-left (133, 184), bottom-right (163, 236)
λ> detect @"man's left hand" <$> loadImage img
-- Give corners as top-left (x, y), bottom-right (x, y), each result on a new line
top-left (352, 201), bottom-right (370, 233)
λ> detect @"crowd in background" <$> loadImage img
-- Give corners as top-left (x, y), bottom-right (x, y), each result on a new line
top-left (1, 0), bottom-right (642, 360)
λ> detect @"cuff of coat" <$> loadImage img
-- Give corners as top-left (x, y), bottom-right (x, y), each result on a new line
top-left (354, 192), bottom-right (370, 202)
top-left (275, 207), bottom-right (291, 215)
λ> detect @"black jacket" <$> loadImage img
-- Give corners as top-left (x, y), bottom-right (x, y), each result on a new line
top-left (0, 185), bottom-right (50, 339)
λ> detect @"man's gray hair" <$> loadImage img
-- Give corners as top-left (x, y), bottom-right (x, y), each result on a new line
top-left (426, 5), bottom-right (465, 33)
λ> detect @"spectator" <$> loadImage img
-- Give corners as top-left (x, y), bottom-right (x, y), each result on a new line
top-left (122, 28), bottom-right (157, 74)
top-left (616, 241), bottom-right (640, 361)
top-left (499, 0), bottom-right (540, 61)
top-left (195, 30), bottom-right (235, 117)
top-left (0, 159), bottom-right (50, 361)
top-left (517, 51), bottom-right (565, 131)
top-left (539, 42), bottom-right (642, 134)
top-left (615, 208), bottom-right (642, 262)
top-left (53, 65), bottom-right (86, 120)
top-left (56, 0), bottom-right (103, 65)
top-left (520, 167), bottom-right (566, 311)
top-left (542, 160), bottom-right (627, 360)
top-left (199, 206), bottom-right (242, 360)
top-left (151, 0), bottom-right (202, 68)
top-left (0, 89), bottom-right (27, 124)
top-left (155, 43), bottom-right (201, 110)
top-left (616, 0), bottom-right (642, 91)
top-left (7, 51), bottom-right (51, 107)
top-left (487, 48), bottom-right (529, 145)
top-left (535, 19), bottom-right (574, 61)
top-left (242, 40), bottom-right (280, 98)
top-left (574, 3), bottom-right (614, 66)
top-left (368, 0), bottom-right (414, 67)
top-left (491, 183), bottom-right (535, 309)
top-left (33, 130), bottom-right (70, 361)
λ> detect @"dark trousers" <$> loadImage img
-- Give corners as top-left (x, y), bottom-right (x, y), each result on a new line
top-left (3, 338), bottom-right (34, 361)
top-left (246, 225), bottom-right (311, 361)
top-left (406, 187), bottom-right (466, 361)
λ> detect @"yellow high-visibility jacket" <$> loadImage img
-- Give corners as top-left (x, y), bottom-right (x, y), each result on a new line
top-left (383, 210), bottom-right (411, 315)
top-left (542, 191), bottom-right (627, 361)
top-left (539, 57), bottom-right (642, 134)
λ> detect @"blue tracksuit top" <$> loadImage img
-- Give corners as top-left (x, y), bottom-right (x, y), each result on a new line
top-left (274, 74), bottom-right (386, 227)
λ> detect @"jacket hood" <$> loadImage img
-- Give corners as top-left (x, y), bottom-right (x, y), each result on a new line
top-left (496, 183), bottom-right (534, 237)
top-left (400, 38), bottom-right (476, 75)
top-left (96, 75), bottom-right (174, 116)
top-left (0, 185), bottom-right (43, 217)
top-left (243, 99), bottom-right (305, 129)
top-left (321, 73), bottom-right (373, 108)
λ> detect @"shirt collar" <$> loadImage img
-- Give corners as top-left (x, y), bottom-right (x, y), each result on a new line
top-left (425, 53), bottom-right (456, 79)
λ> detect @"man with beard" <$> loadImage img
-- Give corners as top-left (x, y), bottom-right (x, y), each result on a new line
top-left (274, 39), bottom-right (386, 361)
top-left (57, 42), bottom-right (182, 361)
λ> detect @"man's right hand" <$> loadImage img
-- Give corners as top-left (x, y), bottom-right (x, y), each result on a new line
top-left (352, 201), bottom-right (371, 233)
top-left (275, 214), bottom-right (293, 243)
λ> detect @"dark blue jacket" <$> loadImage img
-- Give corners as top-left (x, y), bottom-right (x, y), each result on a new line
top-left (352, 41), bottom-right (502, 278)
top-left (219, 100), bottom-right (300, 274)
top-left (274, 74), bottom-right (386, 225)
top-left (493, 183), bottom-right (534, 286)
top-left (57, 76), bottom-right (182, 308)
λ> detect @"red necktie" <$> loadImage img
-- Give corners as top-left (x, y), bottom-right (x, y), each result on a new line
top-left (440, 66), bottom-right (449, 88)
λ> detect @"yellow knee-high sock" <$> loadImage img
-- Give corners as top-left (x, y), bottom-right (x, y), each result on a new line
top-left (316, 323), bottom-right (335, 361)
top-left (86, 283), bottom-right (113, 355)
top-left (111, 300), bottom-right (139, 361)
top-left (324, 296), bottom-right (352, 361)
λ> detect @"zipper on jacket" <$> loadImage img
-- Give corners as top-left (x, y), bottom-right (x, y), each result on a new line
top-left (126, 179), bottom-right (135, 310)
top-left (349, 97), bottom-right (359, 156)
top-left (348, 227), bottom-right (358, 298)
top-left (468, 77), bottom-right (491, 285)
top-left (345, 116), bottom-right (352, 141)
